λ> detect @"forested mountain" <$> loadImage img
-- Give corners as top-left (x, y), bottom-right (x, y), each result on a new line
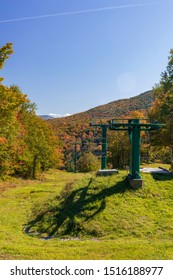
top-left (48, 90), bottom-right (154, 170)
top-left (49, 90), bottom-right (153, 125)
top-left (80, 90), bottom-right (154, 119)
top-left (48, 90), bottom-right (154, 140)
top-left (39, 115), bottom-right (54, 120)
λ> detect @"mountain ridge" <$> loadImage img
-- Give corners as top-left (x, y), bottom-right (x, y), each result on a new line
top-left (48, 90), bottom-right (154, 124)
top-left (47, 90), bottom-right (154, 158)
top-left (84, 90), bottom-right (153, 119)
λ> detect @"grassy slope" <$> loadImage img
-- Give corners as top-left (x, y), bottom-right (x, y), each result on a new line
top-left (0, 167), bottom-right (173, 260)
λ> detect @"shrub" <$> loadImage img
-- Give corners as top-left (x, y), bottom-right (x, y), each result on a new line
top-left (77, 152), bottom-right (100, 172)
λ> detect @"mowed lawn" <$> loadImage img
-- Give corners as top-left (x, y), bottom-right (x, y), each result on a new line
top-left (0, 167), bottom-right (173, 260)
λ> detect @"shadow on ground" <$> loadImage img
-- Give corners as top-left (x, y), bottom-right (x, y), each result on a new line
top-left (152, 173), bottom-right (173, 181)
top-left (26, 177), bottom-right (130, 238)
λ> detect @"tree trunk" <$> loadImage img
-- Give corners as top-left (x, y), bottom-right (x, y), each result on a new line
top-left (31, 155), bottom-right (38, 179)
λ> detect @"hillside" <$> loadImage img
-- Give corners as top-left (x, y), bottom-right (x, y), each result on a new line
top-left (38, 115), bottom-right (54, 120)
top-left (0, 168), bottom-right (172, 259)
top-left (26, 169), bottom-right (173, 241)
top-left (49, 90), bottom-right (153, 125)
top-left (80, 90), bottom-right (154, 119)
top-left (48, 90), bottom-right (154, 163)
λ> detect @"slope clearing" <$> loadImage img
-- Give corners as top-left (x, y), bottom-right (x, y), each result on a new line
top-left (0, 168), bottom-right (173, 260)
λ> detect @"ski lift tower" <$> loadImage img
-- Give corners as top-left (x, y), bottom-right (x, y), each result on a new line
top-left (109, 119), bottom-right (165, 188)
top-left (90, 122), bottom-right (109, 170)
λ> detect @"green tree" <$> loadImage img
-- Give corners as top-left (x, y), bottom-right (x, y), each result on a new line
top-left (23, 113), bottom-right (63, 178)
top-left (0, 84), bottom-right (63, 178)
top-left (77, 152), bottom-right (99, 172)
top-left (108, 131), bottom-right (130, 169)
top-left (149, 49), bottom-right (173, 168)
top-left (0, 84), bottom-right (30, 177)
top-left (0, 43), bottom-right (63, 178)
top-left (0, 43), bottom-right (13, 82)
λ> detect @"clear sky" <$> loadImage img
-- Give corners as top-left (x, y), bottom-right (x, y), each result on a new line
top-left (0, 0), bottom-right (173, 116)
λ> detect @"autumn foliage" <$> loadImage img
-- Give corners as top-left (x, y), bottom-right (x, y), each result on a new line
top-left (0, 44), bottom-right (63, 179)
top-left (1, 42), bottom-right (172, 176)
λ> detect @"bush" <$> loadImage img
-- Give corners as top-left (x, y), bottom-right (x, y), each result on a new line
top-left (77, 152), bottom-right (100, 172)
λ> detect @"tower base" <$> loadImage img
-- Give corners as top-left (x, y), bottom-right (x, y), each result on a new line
top-left (127, 175), bottom-right (143, 189)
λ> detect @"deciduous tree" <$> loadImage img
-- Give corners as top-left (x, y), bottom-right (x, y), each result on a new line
top-left (0, 43), bottom-right (13, 82)
top-left (149, 49), bottom-right (173, 168)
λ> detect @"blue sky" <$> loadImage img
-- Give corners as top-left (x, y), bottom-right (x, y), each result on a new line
top-left (0, 0), bottom-right (173, 116)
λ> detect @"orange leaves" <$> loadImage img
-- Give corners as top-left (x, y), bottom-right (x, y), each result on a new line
top-left (126, 110), bottom-right (146, 120)
top-left (0, 137), bottom-right (7, 144)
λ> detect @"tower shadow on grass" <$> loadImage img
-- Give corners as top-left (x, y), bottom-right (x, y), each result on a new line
top-left (26, 177), bottom-right (130, 238)
top-left (151, 173), bottom-right (173, 181)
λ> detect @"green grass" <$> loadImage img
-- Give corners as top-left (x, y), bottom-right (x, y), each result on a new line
top-left (0, 166), bottom-right (173, 260)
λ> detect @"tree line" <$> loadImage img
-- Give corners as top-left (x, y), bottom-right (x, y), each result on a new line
top-left (0, 43), bottom-right (63, 179)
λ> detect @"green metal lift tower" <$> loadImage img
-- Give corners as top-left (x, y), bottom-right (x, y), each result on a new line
top-left (91, 119), bottom-right (165, 187)
top-left (90, 123), bottom-right (109, 170)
